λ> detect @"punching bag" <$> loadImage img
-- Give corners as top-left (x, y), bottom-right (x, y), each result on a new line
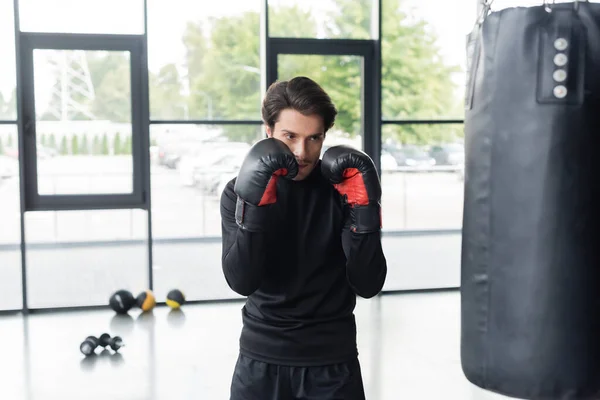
top-left (461, 1), bottom-right (600, 399)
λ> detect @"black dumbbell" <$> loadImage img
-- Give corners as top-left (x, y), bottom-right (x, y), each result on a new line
top-left (101, 334), bottom-right (125, 352)
top-left (80, 333), bottom-right (125, 356)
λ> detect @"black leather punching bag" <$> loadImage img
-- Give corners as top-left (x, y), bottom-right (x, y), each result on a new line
top-left (461, 1), bottom-right (600, 399)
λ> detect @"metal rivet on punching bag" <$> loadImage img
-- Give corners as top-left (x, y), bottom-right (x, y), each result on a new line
top-left (553, 85), bottom-right (568, 98)
top-left (553, 69), bottom-right (567, 82)
top-left (554, 38), bottom-right (569, 51)
top-left (553, 53), bottom-right (568, 66)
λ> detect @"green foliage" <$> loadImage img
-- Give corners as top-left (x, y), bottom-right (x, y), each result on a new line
top-left (184, 11), bottom-right (262, 122)
top-left (101, 134), bottom-right (109, 155)
top-left (49, 134), bottom-right (57, 149)
top-left (178, 0), bottom-right (460, 144)
top-left (114, 132), bottom-right (122, 155)
top-left (0, 137), bottom-right (4, 155)
top-left (92, 135), bottom-right (101, 155)
top-left (150, 64), bottom-right (186, 119)
top-left (121, 135), bottom-right (132, 155)
top-left (71, 135), bottom-right (79, 155)
top-left (59, 136), bottom-right (68, 155)
top-left (7, 135), bottom-right (13, 147)
top-left (80, 135), bottom-right (89, 155)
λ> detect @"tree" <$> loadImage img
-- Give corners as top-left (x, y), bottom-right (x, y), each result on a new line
top-left (149, 64), bottom-right (186, 119)
top-left (0, 138), bottom-right (4, 155)
top-left (71, 135), bottom-right (79, 155)
top-left (186, 11), bottom-right (261, 121)
top-left (80, 135), bottom-right (89, 155)
top-left (175, 1), bottom-right (460, 145)
top-left (122, 135), bottom-right (132, 155)
top-left (83, 52), bottom-right (132, 123)
top-left (101, 134), bottom-right (109, 155)
top-left (181, 6), bottom-right (321, 142)
top-left (59, 136), bottom-right (68, 155)
top-left (49, 134), bottom-right (57, 150)
top-left (378, 1), bottom-right (461, 144)
top-left (113, 132), bottom-right (122, 155)
top-left (92, 135), bottom-right (101, 155)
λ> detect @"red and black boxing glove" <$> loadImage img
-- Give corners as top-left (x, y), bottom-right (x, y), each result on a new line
top-left (321, 145), bottom-right (382, 234)
top-left (234, 138), bottom-right (298, 232)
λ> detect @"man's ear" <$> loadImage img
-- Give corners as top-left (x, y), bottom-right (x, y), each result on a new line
top-left (265, 125), bottom-right (273, 138)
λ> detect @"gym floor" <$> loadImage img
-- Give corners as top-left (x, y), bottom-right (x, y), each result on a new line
top-left (2, 291), bottom-right (516, 400)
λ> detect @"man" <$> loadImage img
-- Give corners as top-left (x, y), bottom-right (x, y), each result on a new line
top-left (220, 76), bottom-right (387, 399)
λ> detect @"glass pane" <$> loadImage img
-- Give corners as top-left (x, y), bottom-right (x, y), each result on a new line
top-left (0, 0), bottom-right (16, 120)
top-left (150, 124), bottom-right (263, 300)
top-left (147, 0), bottom-right (262, 120)
top-left (25, 209), bottom-right (148, 308)
top-left (0, 125), bottom-right (22, 310)
top-left (382, 0), bottom-right (473, 120)
top-left (33, 50), bottom-right (134, 195)
top-left (18, 0), bottom-right (145, 34)
top-left (268, 0), bottom-right (374, 39)
top-left (380, 124), bottom-right (464, 230)
top-left (277, 55), bottom-right (364, 151)
top-left (381, 234), bottom-right (461, 291)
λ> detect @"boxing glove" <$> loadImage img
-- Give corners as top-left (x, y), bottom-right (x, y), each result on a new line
top-left (234, 138), bottom-right (298, 231)
top-left (321, 145), bottom-right (382, 233)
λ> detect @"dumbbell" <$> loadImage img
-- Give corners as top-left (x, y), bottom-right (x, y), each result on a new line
top-left (80, 333), bottom-right (125, 356)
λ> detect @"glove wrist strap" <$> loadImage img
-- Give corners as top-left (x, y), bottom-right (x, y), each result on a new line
top-left (348, 202), bottom-right (381, 234)
top-left (235, 197), bottom-right (273, 232)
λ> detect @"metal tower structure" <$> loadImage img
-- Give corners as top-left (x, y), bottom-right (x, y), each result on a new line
top-left (41, 50), bottom-right (96, 121)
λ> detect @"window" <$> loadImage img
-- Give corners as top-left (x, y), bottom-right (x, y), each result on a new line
top-left (18, 0), bottom-right (145, 34)
top-left (0, 125), bottom-right (22, 310)
top-left (31, 50), bottom-right (135, 196)
top-left (147, 0), bottom-right (262, 121)
top-left (25, 209), bottom-right (148, 308)
top-left (382, 0), bottom-right (473, 120)
top-left (150, 124), bottom-right (263, 300)
top-left (268, 0), bottom-right (375, 39)
top-left (0, 0), bottom-right (16, 120)
top-left (380, 124), bottom-right (464, 230)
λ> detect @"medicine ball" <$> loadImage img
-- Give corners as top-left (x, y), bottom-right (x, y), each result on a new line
top-left (166, 289), bottom-right (185, 309)
top-left (136, 290), bottom-right (156, 312)
top-left (109, 290), bottom-right (135, 314)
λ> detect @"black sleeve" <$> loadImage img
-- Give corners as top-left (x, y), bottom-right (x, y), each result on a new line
top-left (220, 179), bottom-right (269, 296)
top-left (341, 216), bottom-right (387, 299)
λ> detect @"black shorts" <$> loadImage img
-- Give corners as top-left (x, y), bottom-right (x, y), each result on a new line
top-left (229, 353), bottom-right (367, 400)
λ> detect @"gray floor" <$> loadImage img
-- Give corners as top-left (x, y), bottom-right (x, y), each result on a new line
top-left (1, 291), bottom-right (520, 400)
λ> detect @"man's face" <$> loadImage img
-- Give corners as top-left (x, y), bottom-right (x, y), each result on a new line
top-left (266, 108), bottom-right (326, 181)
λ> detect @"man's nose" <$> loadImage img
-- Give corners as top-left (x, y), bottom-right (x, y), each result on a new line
top-left (294, 142), bottom-right (307, 159)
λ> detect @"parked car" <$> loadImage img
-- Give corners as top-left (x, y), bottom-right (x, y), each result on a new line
top-left (384, 145), bottom-right (436, 169)
top-left (178, 142), bottom-right (250, 188)
top-left (429, 143), bottom-right (464, 166)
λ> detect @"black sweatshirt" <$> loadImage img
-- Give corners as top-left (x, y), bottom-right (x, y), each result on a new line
top-left (220, 160), bottom-right (387, 366)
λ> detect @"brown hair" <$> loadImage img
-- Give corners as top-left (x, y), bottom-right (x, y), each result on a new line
top-left (261, 76), bottom-right (337, 133)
